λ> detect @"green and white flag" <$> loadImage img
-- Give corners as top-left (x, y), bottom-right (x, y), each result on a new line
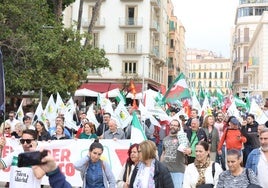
top-left (234, 96), bottom-right (247, 109)
top-left (162, 73), bottom-right (191, 103)
top-left (115, 91), bottom-right (126, 105)
top-left (131, 112), bottom-right (147, 144)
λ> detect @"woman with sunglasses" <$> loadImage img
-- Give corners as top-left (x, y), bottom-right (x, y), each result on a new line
top-left (0, 122), bottom-right (12, 138)
top-left (74, 139), bottom-right (116, 188)
top-left (0, 129), bottom-right (46, 187)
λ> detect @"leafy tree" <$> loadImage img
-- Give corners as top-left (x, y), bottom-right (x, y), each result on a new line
top-left (0, 0), bottom-right (110, 99)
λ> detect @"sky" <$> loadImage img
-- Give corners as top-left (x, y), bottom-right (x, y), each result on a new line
top-left (173, 0), bottom-right (239, 58)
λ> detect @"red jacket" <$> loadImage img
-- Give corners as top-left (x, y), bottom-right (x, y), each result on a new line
top-left (217, 128), bottom-right (247, 151)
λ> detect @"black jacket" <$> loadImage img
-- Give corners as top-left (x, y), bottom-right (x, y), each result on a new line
top-left (129, 159), bottom-right (174, 188)
top-left (186, 128), bottom-right (208, 144)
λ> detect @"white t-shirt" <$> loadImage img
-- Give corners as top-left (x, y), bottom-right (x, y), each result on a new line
top-left (0, 149), bottom-right (41, 188)
top-left (257, 151), bottom-right (268, 187)
top-left (140, 167), bottom-right (150, 188)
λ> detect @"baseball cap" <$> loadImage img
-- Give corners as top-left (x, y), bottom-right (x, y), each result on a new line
top-left (230, 117), bottom-right (240, 125)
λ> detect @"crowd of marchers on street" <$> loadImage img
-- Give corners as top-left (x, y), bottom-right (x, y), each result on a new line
top-left (1, 98), bottom-right (268, 188)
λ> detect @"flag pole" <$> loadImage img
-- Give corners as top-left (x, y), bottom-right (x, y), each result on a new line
top-left (0, 49), bottom-right (6, 158)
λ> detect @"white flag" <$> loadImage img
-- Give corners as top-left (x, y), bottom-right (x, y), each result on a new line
top-left (86, 104), bottom-right (100, 129)
top-left (56, 92), bottom-right (66, 115)
top-left (64, 97), bottom-right (78, 131)
top-left (16, 99), bottom-right (24, 122)
top-left (114, 101), bottom-right (132, 129)
top-left (249, 99), bottom-right (268, 124)
top-left (44, 94), bottom-right (57, 126)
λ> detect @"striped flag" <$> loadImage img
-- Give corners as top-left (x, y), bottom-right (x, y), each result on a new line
top-left (130, 112), bottom-right (147, 144)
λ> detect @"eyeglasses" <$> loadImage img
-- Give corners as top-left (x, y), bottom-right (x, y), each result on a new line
top-left (5, 127), bottom-right (11, 130)
top-left (20, 139), bottom-right (35, 144)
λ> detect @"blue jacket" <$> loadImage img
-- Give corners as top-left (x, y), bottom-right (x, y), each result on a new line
top-left (48, 167), bottom-right (72, 188)
top-left (245, 148), bottom-right (261, 175)
top-left (74, 155), bottom-right (116, 188)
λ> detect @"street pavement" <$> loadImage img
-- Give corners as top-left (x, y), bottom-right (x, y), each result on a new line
top-left (0, 182), bottom-right (51, 188)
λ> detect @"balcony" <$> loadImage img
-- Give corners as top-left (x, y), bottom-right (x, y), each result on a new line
top-left (118, 17), bottom-right (143, 28)
top-left (150, 46), bottom-right (160, 58)
top-left (121, 0), bottom-right (143, 1)
top-left (82, 18), bottom-right (105, 28)
top-left (84, 0), bottom-right (105, 2)
top-left (118, 45), bottom-right (143, 55)
top-left (239, 0), bottom-right (268, 5)
top-left (150, 20), bottom-right (160, 32)
top-left (151, 0), bottom-right (160, 8)
top-left (234, 37), bottom-right (250, 44)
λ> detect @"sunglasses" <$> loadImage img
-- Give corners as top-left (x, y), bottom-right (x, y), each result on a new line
top-left (20, 139), bottom-right (35, 144)
top-left (5, 127), bottom-right (11, 130)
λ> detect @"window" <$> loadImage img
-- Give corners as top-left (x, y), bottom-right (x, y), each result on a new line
top-left (126, 6), bottom-right (137, 25)
top-left (90, 33), bottom-right (99, 48)
top-left (88, 5), bottom-right (100, 21)
top-left (209, 81), bottom-right (212, 87)
top-left (215, 72), bottom-right (217, 79)
top-left (226, 72), bottom-right (229, 79)
top-left (123, 61), bottom-right (137, 74)
top-left (125, 33), bottom-right (136, 52)
top-left (204, 72), bottom-right (206, 78)
top-left (170, 39), bottom-right (174, 48)
top-left (209, 72), bottom-right (212, 79)
top-left (199, 72), bottom-right (201, 79)
top-left (220, 72), bottom-right (223, 79)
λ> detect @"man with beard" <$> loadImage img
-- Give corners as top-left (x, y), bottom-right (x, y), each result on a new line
top-left (214, 112), bottom-right (227, 170)
top-left (246, 128), bottom-right (268, 187)
top-left (241, 114), bottom-right (259, 165)
top-left (161, 119), bottom-right (185, 188)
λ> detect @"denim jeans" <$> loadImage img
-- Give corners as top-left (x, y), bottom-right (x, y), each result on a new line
top-left (170, 172), bottom-right (184, 188)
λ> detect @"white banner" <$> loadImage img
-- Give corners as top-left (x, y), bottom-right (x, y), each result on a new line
top-left (0, 138), bottom-right (131, 186)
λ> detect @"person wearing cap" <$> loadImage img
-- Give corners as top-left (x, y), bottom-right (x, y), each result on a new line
top-left (217, 116), bottom-right (247, 160)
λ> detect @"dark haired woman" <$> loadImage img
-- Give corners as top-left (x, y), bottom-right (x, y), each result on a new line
top-left (217, 149), bottom-right (260, 188)
top-left (183, 141), bottom-right (222, 187)
top-left (35, 121), bottom-right (51, 141)
top-left (117, 143), bottom-right (139, 188)
top-left (74, 139), bottom-right (116, 188)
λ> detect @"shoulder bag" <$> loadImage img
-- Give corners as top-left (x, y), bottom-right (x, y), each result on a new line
top-left (246, 168), bottom-right (262, 188)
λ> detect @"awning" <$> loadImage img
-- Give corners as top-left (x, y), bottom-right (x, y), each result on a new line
top-left (79, 82), bottom-right (142, 93)
top-left (74, 88), bottom-right (99, 97)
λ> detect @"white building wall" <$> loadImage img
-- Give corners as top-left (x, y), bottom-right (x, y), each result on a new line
top-left (63, 0), bottom-right (167, 86)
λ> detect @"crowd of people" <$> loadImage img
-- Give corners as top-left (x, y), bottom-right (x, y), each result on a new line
top-left (0, 103), bottom-right (268, 188)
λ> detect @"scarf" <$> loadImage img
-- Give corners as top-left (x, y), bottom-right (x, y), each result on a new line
top-left (194, 158), bottom-right (210, 186)
top-left (133, 159), bottom-right (155, 188)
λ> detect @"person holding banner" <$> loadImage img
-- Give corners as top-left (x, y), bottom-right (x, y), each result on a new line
top-left (0, 129), bottom-right (45, 188)
top-left (117, 143), bottom-right (139, 188)
top-left (74, 139), bottom-right (116, 188)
